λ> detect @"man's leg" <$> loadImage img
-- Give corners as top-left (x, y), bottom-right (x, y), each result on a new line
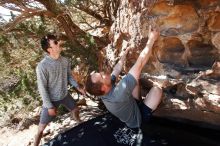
top-left (143, 86), bottom-right (162, 111)
top-left (34, 107), bottom-right (55, 146)
top-left (61, 93), bottom-right (82, 123)
top-left (34, 124), bottom-right (47, 146)
top-left (71, 107), bottom-right (82, 123)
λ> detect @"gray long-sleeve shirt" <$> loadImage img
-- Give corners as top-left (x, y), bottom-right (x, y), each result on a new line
top-left (36, 55), bottom-right (78, 108)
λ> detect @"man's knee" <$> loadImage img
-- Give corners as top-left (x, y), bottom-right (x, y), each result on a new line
top-left (144, 86), bottom-right (162, 111)
top-left (71, 106), bottom-right (79, 111)
top-left (152, 86), bottom-right (162, 97)
top-left (38, 124), bottom-right (47, 134)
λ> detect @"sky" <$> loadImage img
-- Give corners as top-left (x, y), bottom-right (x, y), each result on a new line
top-left (0, 6), bottom-right (12, 21)
top-left (0, 6), bottom-right (20, 22)
top-left (0, 0), bottom-right (65, 22)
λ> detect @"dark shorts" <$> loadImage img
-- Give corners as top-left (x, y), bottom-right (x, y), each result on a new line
top-left (136, 100), bottom-right (153, 124)
top-left (40, 93), bottom-right (76, 124)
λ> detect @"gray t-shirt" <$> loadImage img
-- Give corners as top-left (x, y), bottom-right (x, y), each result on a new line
top-left (101, 73), bottom-right (142, 128)
top-left (36, 55), bottom-right (78, 108)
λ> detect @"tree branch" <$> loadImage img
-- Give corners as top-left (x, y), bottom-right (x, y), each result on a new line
top-left (74, 4), bottom-right (112, 26)
top-left (4, 10), bottom-right (55, 32)
top-left (1, 5), bottom-right (23, 12)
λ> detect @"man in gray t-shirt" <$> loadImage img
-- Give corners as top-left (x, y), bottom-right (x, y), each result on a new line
top-left (34, 34), bottom-right (85, 146)
top-left (86, 26), bottom-right (162, 128)
top-left (101, 74), bottom-right (142, 128)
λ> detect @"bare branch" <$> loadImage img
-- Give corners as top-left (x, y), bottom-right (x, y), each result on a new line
top-left (35, 0), bottom-right (61, 14)
top-left (24, 1), bottom-right (45, 10)
top-left (4, 10), bottom-right (55, 32)
top-left (84, 25), bottom-right (106, 31)
top-left (79, 15), bottom-right (94, 30)
top-left (1, 5), bottom-right (23, 12)
top-left (74, 4), bottom-right (112, 26)
top-left (0, 0), bottom-right (42, 12)
top-left (0, 0), bottom-right (24, 7)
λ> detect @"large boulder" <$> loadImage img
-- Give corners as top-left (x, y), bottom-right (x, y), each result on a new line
top-left (104, 0), bottom-right (220, 127)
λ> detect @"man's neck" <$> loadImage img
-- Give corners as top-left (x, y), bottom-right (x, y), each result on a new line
top-left (103, 85), bottom-right (113, 95)
top-left (49, 53), bottom-right (60, 60)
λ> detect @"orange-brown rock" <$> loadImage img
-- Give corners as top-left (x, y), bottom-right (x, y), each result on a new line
top-left (156, 37), bottom-right (186, 66)
top-left (187, 40), bottom-right (217, 67)
top-left (158, 5), bottom-right (199, 36)
top-left (212, 32), bottom-right (220, 51)
top-left (212, 61), bottom-right (220, 78)
top-left (208, 12), bottom-right (220, 31)
top-left (200, 61), bottom-right (220, 79)
top-left (106, 0), bottom-right (220, 127)
top-left (151, 2), bottom-right (172, 16)
top-left (199, 0), bottom-right (220, 8)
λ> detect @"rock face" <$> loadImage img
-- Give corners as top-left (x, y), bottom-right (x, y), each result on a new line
top-left (105, 0), bottom-right (220, 127)
top-left (157, 4), bottom-right (199, 36)
top-left (156, 37), bottom-right (186, 66)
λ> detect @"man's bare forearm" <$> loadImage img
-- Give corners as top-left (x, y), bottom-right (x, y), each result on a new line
top-left (112, 49), bottom-right (129, 77)
top-left (138, 39), bottom-right (155, 70)
top-left (128, 37), bottom-right (157, 80)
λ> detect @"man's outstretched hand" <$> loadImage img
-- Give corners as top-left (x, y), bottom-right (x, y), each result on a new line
top-left (148, 25), bottom-right (160, 42)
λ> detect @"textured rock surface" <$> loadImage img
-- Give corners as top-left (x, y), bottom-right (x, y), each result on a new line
top-left (104, 0), bottom-right (220, 126)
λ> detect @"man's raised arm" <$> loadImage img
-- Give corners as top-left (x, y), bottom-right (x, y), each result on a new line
top-left (129, 26), bottom-right (159, 80)
top-left (111, 47), bottom-right (130, 78)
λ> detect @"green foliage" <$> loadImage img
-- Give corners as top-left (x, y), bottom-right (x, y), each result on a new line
top-left (57, 105), bottom-right (69, 115)
top-left (0, 34), bottom-right (11, 62)
top-left (84, 34), bottom-right (100, 71)
top-left (0, 35), bottom-right (8, 46)
top-left (64, 37), bottom-right (99, 71)
top-left (0, 17), bottom-right (49, 122)
top-left (2, 48), bottom-right (11, 63)
top-left (11, 69), bottom-right (37, 99)
top-left (0, 0), bottom-right (113, 125)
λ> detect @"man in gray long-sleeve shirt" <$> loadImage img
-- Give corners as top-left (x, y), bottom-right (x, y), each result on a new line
top-left (34, 34), bottom-right (85, 146)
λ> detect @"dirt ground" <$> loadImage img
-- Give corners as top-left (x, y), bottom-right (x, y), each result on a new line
top-left (0, 97), bottom-right (104, 146)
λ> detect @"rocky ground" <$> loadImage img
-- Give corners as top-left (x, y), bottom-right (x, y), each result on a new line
top-left (0, 63), bottom-right (220, 146)
top-left (0, 95), bottom-right (105, 146)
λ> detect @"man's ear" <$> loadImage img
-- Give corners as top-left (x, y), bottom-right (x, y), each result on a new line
top-left (47, 48), bottom-right (51, 54)
top-left (101, 85), bottom-right (106, 92)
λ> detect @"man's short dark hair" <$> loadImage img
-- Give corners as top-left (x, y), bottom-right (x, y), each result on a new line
top-left (40, 34), bottom-right (57, 53)
top-left (85, 75), bottom-right (105, 96)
